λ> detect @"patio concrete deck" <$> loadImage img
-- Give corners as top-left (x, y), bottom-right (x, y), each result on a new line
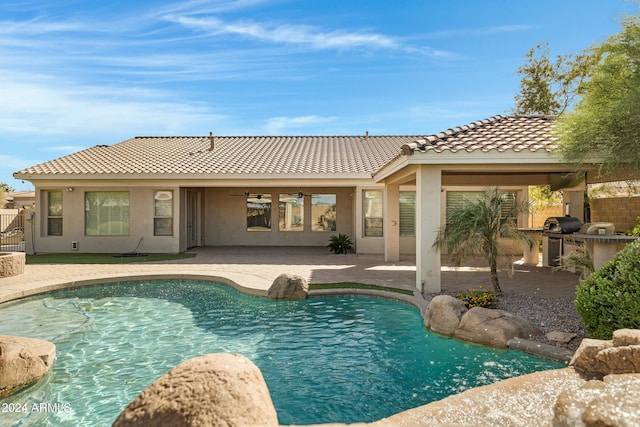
top-left (0, 246), bottom-right (579, 304)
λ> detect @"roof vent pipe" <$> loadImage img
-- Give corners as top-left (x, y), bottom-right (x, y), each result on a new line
top-left (209, 131), bottom-right (214, 150)
top-left (365, 130), bottom-right (369, 139)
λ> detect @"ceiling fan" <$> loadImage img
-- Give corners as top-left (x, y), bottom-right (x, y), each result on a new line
top-left (229, 191), bottom-right (270, 200)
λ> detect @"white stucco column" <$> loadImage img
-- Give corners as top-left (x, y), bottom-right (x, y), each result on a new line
top-left (563, 190), bottom-right (585, 222)
top-left (416, 165), bottom-right (441, 293)
top-left (384, 183), bottom-right (400, 262)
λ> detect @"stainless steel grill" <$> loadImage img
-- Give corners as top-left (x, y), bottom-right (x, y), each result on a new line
top-left (542, 216), bottom-right (582, 267)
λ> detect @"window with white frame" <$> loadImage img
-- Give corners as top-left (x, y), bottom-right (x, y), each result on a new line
top-left (85, 191), bottom-right (130, 236)
top-left (47, 191), bottom-right (63, 236)
top-left (363, 190), bottom-right (383, 237)
top-left (154, 190), bottom-right (173, 236)
top-left (399, 191), bottom-right (416, 236)
top-left (446, 190), bottom-right (518, 223)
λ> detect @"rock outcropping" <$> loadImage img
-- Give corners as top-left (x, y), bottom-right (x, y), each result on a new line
top-left (268, 272), bottom-right (309, 300)
top-left (423, 294), bottom-right (467, 335)
top-left (423, 295), bottom-right (541, 348)
top-left (0, 335), bottom-right (56, 397)
top-left (570, 328), bottom-right (640, 379)
top-left (551, 329), bottom-right (640, 426)
top-left (113, 353), bottom-right (279, 427)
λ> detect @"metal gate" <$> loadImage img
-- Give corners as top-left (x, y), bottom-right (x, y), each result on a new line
top-left (1, 211), bottom-right (25, 252)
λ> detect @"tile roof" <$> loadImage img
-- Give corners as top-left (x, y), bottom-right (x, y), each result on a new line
top-left (15, 135), bottom-right (421, 177)
top-left (400, 114), bottom-right (555, 155)
top-left (14, 115), bottom-right (557, 180)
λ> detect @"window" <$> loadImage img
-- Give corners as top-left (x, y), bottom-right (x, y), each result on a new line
top-left (85, 192), bottom-right (130, 236)
top-left (446, 191), bottom-right (483, 221)
top-left (446, 191), bottom-right (518, 222)
top-left (312, 194), bottom-right (336, 232)
top-left (247, 194), bottom-right (272, 231)
top-left (363, 190), bottom-right (383, 237)
top-left (154, 190), bottom-right (173, 236)
top-left (47, 191), bottom-right (63, 236)
top-left (279, 194), bottom-right (304, 231)
top-left (399, 191), bottom-right (416, 236)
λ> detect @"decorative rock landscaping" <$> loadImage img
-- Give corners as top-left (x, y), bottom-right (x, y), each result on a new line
top-left (0, 252), bottom-right (25, 278)
top-left (267, 272), bottom-right (309, 300)
top-left (113, 353), bottom-right (279, 427)
top-left (0, 335), bottom-right (56, 397)
top-left (423, 294), bottom-right (542, 348)
top-left (569, 328), bottom-right (640, 379)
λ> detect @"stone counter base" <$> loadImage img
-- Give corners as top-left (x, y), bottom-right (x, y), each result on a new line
top-left (0, 252), bottom-right (25, 278)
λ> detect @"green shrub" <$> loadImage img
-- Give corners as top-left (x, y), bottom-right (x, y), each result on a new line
top-left (456, 287), bottom-right (497, 309)
top-left (629, 216), bottom-right (640, 236)
top-left (574, 239), bottom-right (640, 339)
top-left (327, 233), bottom-right (354, 254)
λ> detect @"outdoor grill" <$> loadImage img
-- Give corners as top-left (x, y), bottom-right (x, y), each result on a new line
top-left (542, 216), bottom-right (583, 266)
top-left (543, 216), bottom-right (583, 235)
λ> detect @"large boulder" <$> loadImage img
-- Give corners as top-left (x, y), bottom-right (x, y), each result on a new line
top-left (0, 335), bottom-right (56, 397)
top-left (453, 307), bottom-right (542, 348)
top-left (112, 353), bottom-right (278, 427)
top-left (423, 295), bottom-right (467, 335)
top-left (553, 374), bottom-right (640, 426)
top-left (268, 272), bottom-right (309, 300)
top-left (570, 329), bottom-right (640, 379)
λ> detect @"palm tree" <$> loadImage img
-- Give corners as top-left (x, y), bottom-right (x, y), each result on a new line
top-left (433, 187), bottom-right (533, 295)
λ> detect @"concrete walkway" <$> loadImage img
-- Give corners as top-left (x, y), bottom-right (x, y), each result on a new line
top-left (0, 246), bottom-right (579, 304)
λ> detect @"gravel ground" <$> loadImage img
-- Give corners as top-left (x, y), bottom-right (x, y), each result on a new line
top-left (424, 291), bottom-right (587, 352)
top-left (495, 292), bottom-right (586, 352)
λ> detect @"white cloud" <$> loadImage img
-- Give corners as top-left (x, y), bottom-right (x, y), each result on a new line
top-left (423, 24), bottom-right (535, 39)
top-left (0, 72), bottom-right (224, 139)
top-left (169, 15), bottom-right (399, 50)
top-left (154, 0), bottom-right (269, 16)
top-left (265, 115), bottom-right (336, 134)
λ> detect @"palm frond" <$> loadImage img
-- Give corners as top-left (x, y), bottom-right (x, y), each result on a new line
top-left (433, 187), bottom-right (533, 295)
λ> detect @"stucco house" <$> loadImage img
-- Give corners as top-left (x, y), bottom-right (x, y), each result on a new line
top-left (13, 114), bottom-right (593, 292)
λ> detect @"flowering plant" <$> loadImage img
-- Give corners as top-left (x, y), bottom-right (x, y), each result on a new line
top-left (456, 287), bottom-right (497, 309)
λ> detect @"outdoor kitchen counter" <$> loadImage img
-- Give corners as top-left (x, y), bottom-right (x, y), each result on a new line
top-left (566, 233), bottom-right (640, 270)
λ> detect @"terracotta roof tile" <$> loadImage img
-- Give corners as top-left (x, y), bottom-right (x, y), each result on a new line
top-left (16, 135), bottom-right (421, 178)
top-left (15, 115), bottom-right (558, 180)
top-left (401, 115), bottom-right (556, 155)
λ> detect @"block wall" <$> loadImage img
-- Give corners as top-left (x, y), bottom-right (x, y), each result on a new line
top-left (589, 196), bottom-right (640, 234)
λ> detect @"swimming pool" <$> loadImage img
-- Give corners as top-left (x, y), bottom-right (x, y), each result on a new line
top-left (0, 280), bottom-right (562, 425)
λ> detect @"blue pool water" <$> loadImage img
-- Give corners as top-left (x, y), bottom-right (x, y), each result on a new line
top-left (0, 280), bottom-right (561, 426)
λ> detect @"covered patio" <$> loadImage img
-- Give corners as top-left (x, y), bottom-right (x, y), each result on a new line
top-left (374, 115), bottom-right (588, 293)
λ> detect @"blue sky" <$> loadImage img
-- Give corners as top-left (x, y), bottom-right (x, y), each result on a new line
top-left (2, 0), bottom-right (638, 190)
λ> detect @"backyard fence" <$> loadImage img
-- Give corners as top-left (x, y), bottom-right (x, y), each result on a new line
top-left (0, 211), bottom-right (25, 252)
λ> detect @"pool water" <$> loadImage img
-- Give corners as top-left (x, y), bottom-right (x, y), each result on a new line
top-left (0, 280), bottom-right (562, 426)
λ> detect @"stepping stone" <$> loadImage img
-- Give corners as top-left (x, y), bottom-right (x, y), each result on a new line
top-left (546, 331), bottom-right (577, 344)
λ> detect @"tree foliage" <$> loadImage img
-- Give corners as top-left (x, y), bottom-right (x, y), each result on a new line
top-left (528, 185), bottom-right (562, 213)
top-left (557, 15), bottom-right (640, 176)
top-left (432, 187), bottom-right (532, 295)
top-left (514, 43), bottom-right (594, 115)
